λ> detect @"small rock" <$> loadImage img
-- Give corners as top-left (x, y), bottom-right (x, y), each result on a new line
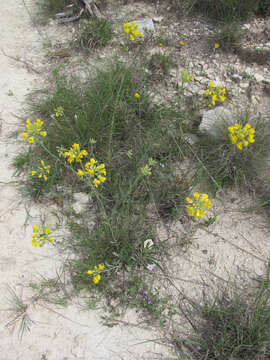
top-left (231, 74), bottom-right (242, 82)
top-left (199, 107), bottom-right (233, 137)
top-left (253, 73), bottom-right (264, 82)
top-left (244, 67), bottom-right (252, 76)
top-left (240, 82), bottom-right (249, 89)
top-left (251, 95), bottom-right (259, 105)
top-left (72, 202), bottom-right (88, 214)
top-left (152, 16), bottom-right (163, 23)
top-left (183, 133), bottom-right (199, 145)
top-left (133, 18), bottom-right (155, 33)
top-left (45, 211), bottom-right (61, 228)
top-left (72, 192), bottom-right (91, 214)
top-left (241, 24), bottom-right (251, 30)
top-left (73, 192), bottom-right (89, 204)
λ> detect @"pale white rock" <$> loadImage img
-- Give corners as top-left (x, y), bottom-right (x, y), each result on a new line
top-left (72, 192), bottom-right (91, 214)
top-left (183, 133), bottom-right (199, 145)
top-left (152, 16), bottom-right (163, 23)
top-left (240, 82), bottom-right (249, 89)
top-left (72, 201), bottom-right (88, 214)
top-left (45, 211), bottom-right (61, 228)
top-left (195, 76), bottom-right (209, 84)
top-left (243, 67), bottom-right (252, 76)
top-left (253, 73), bottom-right (264, 82)
top-left (241, 24), bottom-right (251, 30)
top-left (73, 192), bottom-right (89, 204)
top-left (199, 107), bottom-right (233, 137)
top-left (231, 74), bottom-right (242, 82)
top-left (133, 18), bottom-right (155, 33)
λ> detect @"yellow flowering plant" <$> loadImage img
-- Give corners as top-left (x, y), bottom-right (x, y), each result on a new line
top-left (123, 21), bottom-right (143, 41)
top-left (31, 224), bottom-right (54, 247)
top-left (204, 81), bottom-right (226, 107)
top-left (54, 106), bottom-right (64, 118)
top-left (21, 118), bottom-right (47, 144)
top-left (181, 70), bottom-right (193, 83)
top-left (87, 264), bottom-right (105, 284)
top-left (141, 158), bottom-right (157, 176)
top-left (186, 192), bottom-right (212, 218)
top-left (30, 160), bottom-right (51, 181)
top-left (64, 143), bottom-right (88, 164)
top-left (77, 157), bottom-right (107, 188)
top-left (228, 123), bottom-right (255, 150)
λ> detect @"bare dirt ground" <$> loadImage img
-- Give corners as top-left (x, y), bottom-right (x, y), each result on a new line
top-left (1, 1), bottom-right (270, 359)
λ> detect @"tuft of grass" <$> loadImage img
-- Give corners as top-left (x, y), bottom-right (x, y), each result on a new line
top-left (16, 57), bottom-right (194, 286)
top-left (4, 286), bottom-right (34, 340)
top-left (214, 21), bottom-right (242, 52)
top-left (148, 52), bottom-right (176, 77)
top-left (174, 261), bottom-right (270, 359)
top-left (38, 0), bottom-right (72, 18)
top-left (72, 18), bottom-right (114, 50)
top-left (192, 111), bottom-right (270, 192)
top-left (174, 0), bottom-right (270, 22)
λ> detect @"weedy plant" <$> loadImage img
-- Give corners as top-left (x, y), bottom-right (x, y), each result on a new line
top-left (16, 55), bottom-right (196, 295)
top-left (148, 52), bottom-right (177, 77)
top-left (187, 0), bottom-right (269, 22)
top-left (174, 261), bottom-right (270, 359)
top-left (4, 286), bottom-right (34, 340)
top-left (37, 0), bottom-right (71, 19)
top-left (73, 18), bottom-right (114, 50)
top-left (193, 111), bottom-right (270, 191)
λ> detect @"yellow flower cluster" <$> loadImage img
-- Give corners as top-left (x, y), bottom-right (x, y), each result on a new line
top-left (31, 224), bottom-right (54, 247)
top-left (21, 119), bottom-right (47, 144)
top-left (181, 70), bottom-right (193, 83)
top-left (30, 160), bottom-right (51, 181)
top-left (77, 158), bottom-right (107, 188)
top-left (186, 192), bottom-right (212, 218)
top-left (204, 82), bottom-right (226, 107)
top-left (228, 123), bottom-right (255, 150)
top-left (54, 106), bottom-right (64, 118)
top-left (123, 21), bottom-right (143, 41)
top-left (87, 264), bottom-right (105, 284)
top-left (64, 143), bottom-right (88, 164)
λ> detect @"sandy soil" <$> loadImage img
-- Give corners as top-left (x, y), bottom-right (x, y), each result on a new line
top-left (0, 1), bottom-right (171, 359)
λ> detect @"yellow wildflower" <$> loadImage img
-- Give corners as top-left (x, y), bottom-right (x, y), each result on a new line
top-left (31, 224), bottom-right (54, 247)
top-left (87, 264), bottom-right (105, 284)
top-left (123, 21), bottom-right (143, 41)
top-left (228, 123), bottom-right (255, 149)
top-left (134, 92), bottom-right (140, 98)
top-left (64, 143), bottom-right (88, 164)
top-left (186, 192), bottom-right (212, 219)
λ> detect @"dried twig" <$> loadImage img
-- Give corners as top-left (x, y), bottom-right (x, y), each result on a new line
top-left (1, 49), bottom-right (41, 75)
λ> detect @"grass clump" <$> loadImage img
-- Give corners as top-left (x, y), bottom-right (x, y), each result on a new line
top-left (175, 262), bottom-right (270, 359)
top-left (73, 18), bottom-right (114, 50)
top-left (193, 112), bottom-right (270, 191)
top-left (38, 0), bottom-right (72, 18)
top-left (148, 52), bottom-right (176, 77)
top-left (17, 57), bottom-right (192, 289)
